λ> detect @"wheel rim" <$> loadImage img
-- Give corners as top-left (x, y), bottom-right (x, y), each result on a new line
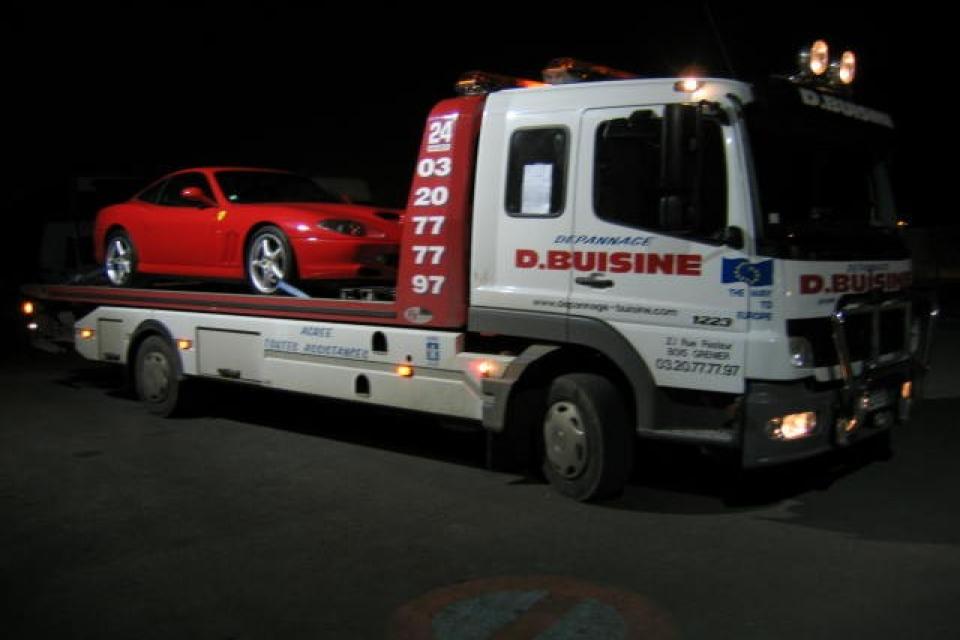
top-left (105, 236), bottom-right (133, 285)
top-left (544, 401), bottom-right (589, 479)
top-left (140, 351), bottom-right (170, 403)
top-left (249, 233), bottom-right (287, 294)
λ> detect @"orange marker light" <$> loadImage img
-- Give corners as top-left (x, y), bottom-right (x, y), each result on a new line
top-left (397, 364), bottom-right (414, 378)
top-left (177, 339), bottom-right (193, 351)
top-left (21, 301), bottom-right (35, 316)
top-left (78, 328), bottom-right (96, 340)
top-left (675, 78), bottom-right (702, 93)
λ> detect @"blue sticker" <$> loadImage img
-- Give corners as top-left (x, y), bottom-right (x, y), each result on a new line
top-left (426, 337), bottom-right (440, 362)
top-left (722, 258), bottom-right (773, 287)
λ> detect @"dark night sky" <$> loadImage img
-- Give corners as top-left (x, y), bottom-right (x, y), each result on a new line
top-left (1, 5), bottom-right (945, 292)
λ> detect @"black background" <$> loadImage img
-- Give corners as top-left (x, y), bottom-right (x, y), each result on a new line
top-left (2, 5), bottom-right (944, 297)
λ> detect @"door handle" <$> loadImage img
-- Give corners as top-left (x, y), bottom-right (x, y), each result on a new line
top-left (575, 273), bottom-right (614, 289)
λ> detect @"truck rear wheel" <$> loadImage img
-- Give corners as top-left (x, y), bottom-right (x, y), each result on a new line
top-left (542, 373), bottom-right (634, 501)
top-left (134, 335), bottom-right (184, 417)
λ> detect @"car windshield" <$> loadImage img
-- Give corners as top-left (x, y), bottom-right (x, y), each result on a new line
top-left (215, 171), bottom-right (340, 204)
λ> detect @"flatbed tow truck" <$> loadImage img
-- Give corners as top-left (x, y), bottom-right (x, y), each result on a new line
top-left (21, 47), bottom-right (937, 500)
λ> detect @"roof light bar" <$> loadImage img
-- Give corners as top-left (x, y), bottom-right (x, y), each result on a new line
top-left (835, 50), bottom-right (856, 85)
top-left (542, 57), bottom-right (637, 84)
top-left (794, 39), bottom-right (858, 89)
top-left (455, 71), bottom-right (544, 96)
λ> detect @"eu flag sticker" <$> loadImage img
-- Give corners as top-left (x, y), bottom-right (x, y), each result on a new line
top-left (722, 258), bottom-right (773, 286)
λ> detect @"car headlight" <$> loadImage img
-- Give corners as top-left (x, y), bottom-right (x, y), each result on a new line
top-left (317, 219), bottom-right (366, 236)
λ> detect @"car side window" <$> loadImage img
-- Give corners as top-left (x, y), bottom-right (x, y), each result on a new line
top-left (157, 172), bottom-right (215, 207)
top-left (137, 180), bottom-right (166, 204)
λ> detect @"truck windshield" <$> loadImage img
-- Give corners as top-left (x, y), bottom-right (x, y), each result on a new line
top-left (747, 83), bottom-right (907, 260)
top-left (216, 171), bottom-right (340, 204)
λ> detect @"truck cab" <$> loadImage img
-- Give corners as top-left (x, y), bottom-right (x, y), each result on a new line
top-left (464, 54), bottom-right (933, 473)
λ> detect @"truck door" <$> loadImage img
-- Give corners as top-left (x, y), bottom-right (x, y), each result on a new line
top-left (471, 112), bottom-right (577, 315)
top-left (567, 104), bottom-right (751, 394)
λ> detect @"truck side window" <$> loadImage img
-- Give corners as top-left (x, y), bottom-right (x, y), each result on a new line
top-left (505, 128), bottom-right (568, 217)
top-left (594, 107), bottom-right (726, 241)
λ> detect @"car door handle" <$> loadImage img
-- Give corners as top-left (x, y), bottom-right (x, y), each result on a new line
top-left (575, 273), bottom-right (615, 289)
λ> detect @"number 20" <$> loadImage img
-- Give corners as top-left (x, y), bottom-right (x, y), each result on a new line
top-left (414, 186), bottom-right (449, 207)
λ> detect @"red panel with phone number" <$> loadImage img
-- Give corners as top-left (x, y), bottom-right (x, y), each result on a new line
top-left (395, 95), bottom-right (486, 328)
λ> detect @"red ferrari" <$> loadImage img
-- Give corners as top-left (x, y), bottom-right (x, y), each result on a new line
top-left (94, 167), bottom-right (402, 294)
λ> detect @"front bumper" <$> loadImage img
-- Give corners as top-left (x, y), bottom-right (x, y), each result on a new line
top-left (742, 361), bottom-right (912, 468)
top-left (291, 237), bottom-right (398, 280)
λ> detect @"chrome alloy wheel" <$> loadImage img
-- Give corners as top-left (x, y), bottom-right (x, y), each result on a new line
top-left (248, 233), bottom-right (288, 294)
top-left (105, 235), bottom-right (134, 286)
top-left (544, 400), bottom-right (589, 480)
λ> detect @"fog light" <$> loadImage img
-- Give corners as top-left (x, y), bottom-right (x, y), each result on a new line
top-left (767, 411), bottom-right (818, 441)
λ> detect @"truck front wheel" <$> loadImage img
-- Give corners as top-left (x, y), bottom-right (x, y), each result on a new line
top-left (542, 373), bottom-right (634, 501)
top-left (134, 335), bottom-right (184, 417)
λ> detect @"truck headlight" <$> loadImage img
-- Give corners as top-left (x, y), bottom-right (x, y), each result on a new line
top-left (767, 412), bottom-right (818, 441)
top-left (788, 336), bottom-right (814, 368)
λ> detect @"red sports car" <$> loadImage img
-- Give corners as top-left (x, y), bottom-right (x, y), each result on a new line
top-left (94, 167), bottom-right (402, 294)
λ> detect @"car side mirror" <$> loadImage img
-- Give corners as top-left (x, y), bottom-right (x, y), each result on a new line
top-left (181, 187), bottom-right (217, 208)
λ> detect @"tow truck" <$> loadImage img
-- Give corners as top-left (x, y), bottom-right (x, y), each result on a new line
top-left (21, 43), bottom-right (938, 501)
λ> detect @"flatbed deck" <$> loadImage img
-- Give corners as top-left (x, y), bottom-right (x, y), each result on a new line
top-left (22, 283), bottom-right (404, 324)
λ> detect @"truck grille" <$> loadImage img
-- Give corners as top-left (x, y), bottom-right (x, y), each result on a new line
top-left (788, 303), bottom-right (909, 368)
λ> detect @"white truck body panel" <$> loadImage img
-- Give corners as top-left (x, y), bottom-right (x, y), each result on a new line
top-left (76, 307), bottom-right (513, 420)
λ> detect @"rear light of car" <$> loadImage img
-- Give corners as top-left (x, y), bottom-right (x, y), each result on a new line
top-left (317, 219), bottom-right (366, 236)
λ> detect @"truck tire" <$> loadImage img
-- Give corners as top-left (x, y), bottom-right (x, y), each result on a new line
top-left (542, 373), bottom-right (634, 501)
top-left (134, 335), bottom-right (184, 417)
top-left (104, 230), bottom-right (138, 287)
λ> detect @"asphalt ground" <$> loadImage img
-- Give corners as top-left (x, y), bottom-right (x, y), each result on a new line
top-left (2, 322), bottom-right (959, 639)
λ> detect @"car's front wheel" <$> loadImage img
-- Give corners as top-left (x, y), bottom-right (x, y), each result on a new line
top-left (104, 230), bottom-right (137, 287)
top-left (246, 226), bottom-right (296, 294)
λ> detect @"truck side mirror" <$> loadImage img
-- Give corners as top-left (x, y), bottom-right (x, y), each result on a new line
top-left (659, 195), bottom-right (686, 230)
top-left (721, 225), bottom-right (745, 250)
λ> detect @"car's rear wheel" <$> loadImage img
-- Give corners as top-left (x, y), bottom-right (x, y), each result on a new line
top-left (247, 226), bottom-right (296, 294)
top-left (104, 230), bottom-right (137, 287)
